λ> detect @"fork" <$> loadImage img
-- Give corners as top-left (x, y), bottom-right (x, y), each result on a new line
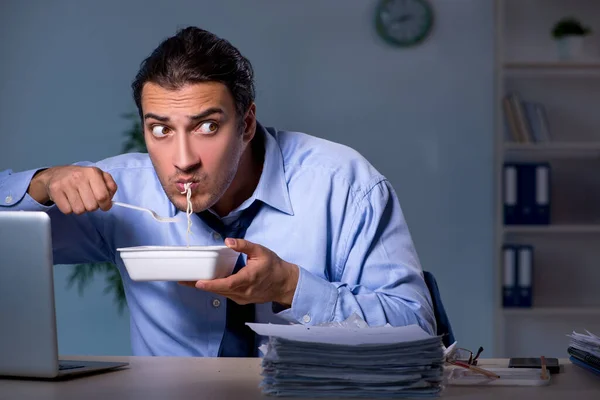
top-left (111, 201), bottom-right (179, 223)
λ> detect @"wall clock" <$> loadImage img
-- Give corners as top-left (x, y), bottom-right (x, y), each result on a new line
top-left (375, 0), bottom-right (434, 47)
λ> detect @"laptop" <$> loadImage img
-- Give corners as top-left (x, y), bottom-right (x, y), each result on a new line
top-left (0, 211), bottom-right (128, 379)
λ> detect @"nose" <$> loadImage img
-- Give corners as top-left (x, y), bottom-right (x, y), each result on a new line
top-left (173, 132), bottom-right (201, 172)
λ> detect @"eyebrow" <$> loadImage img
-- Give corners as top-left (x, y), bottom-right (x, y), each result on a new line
top-left (144, 107), bottom-right (225, 122)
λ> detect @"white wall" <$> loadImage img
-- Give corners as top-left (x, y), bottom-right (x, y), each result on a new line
top-left (0, 0), bottom-right (495, 356)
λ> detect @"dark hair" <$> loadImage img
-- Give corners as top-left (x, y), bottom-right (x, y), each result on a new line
top-left (131, 26), bottom-right (255, 122)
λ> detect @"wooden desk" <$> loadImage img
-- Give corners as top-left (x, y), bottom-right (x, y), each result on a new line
top-left (1, 357), bottom-right (599, 399)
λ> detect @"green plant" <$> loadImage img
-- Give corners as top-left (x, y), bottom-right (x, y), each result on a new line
top-left (552, 17), bottom-right (591, 39)
top-left (66, 262), bottom-right (128, 314)
top-left (65, 112), bottom-right (146, 315)
top-left (121, 112), bottom-right (146, 153)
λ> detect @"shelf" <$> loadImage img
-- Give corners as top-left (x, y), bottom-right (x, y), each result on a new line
top-left (504, 61), bottom-right (600, 70)
top-left (503, 62), bottom-right (600, 77)
top-left (503, 307), bottom-right (600, 316)
top-left (503, 142), bottom-right (600, 158)
top-left (505, 142), bottom-right (600, 151)
top-left (504, 225), bottom-right (600, 234)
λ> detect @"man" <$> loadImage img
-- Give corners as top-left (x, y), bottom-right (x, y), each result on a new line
top-left (0, 27), bottom-right (436, 357)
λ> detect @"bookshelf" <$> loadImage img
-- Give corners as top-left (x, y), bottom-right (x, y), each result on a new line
top-left (494, 0), bottom-right (600, 358)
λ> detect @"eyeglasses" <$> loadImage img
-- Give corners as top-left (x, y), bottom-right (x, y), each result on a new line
top-left (448, 346), bottom-right (484, 366)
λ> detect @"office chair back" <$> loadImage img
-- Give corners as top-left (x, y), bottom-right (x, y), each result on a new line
top-left (423, 271), bottom-right (455, 348)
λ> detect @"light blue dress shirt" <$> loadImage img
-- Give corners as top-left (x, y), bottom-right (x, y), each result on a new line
top-left (0, 124), bottom-right (436, 356)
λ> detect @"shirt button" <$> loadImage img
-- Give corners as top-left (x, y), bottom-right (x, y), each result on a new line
top-left (212, 232), bottom-right (221, 240)
top-left (212, 299), bottom-right (221, 308)
top-left (5, 195), bottom-right (12, 204)
top-left (302, 314), bottom-right (311, 324)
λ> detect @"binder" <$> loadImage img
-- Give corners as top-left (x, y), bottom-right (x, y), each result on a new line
top-left (522, 102), bottom-right (551, 142)
top-left (518, 164), bottom-right (536, 224)
top-left (523, 102), bottom-right (542, 142)
top-left (503, 163), bottom-right (551, 225)
top-left (534, 164), bottom-right (550, 225)
top-left (502, 244), bottom-right (534, 308)
top-left (502, 245), bottom-right (518, 307)
top-left (568, 347), bottom-right (600, 371)
top-left (570, 356), bottom-right (600, 377)
top-left (503, 164), bottom-right (519, 225)
top-left (517, 245), bottom-right (533, 307)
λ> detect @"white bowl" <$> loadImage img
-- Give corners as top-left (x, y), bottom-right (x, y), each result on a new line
top-left (117, 246), bottom-right (240, 281)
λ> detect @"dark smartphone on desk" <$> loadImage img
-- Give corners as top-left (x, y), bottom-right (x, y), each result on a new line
top-left (509, 357), bottom-right (560, 373)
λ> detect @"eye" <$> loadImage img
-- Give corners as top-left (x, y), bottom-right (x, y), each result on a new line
top-left (151, 125), bottom-right (171, 138)
top-left (196, 121), bottom-right (218, 135)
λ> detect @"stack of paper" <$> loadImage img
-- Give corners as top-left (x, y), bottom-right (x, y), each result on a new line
top-left (247, 321), bottom-right (445, 398)
top-left (567, 330), bottom-right (600, 376)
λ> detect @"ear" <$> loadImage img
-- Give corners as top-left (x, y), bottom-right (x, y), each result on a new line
top-left (242, 103), bottom-right (257, 145)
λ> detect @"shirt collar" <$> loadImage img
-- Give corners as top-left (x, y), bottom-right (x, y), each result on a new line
top-left (175, 121), bottom-right (294, 221)
top-left (250, 122), bottom-right (294, 216)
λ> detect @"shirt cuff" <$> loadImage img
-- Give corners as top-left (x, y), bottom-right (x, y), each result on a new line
top-left (274, 266), bottom-right (338, 325)
top-left (0, 168), bottom-right (53, 210)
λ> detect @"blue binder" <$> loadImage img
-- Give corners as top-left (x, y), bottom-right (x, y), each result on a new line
top-left (532, 163), bottom-right (550, 225)
top-left (502, 245), bottom-right (518, 307)
top-left (570, 356), bottom-right (600, 377)
top-left (502, 244), bottom-right (534, 308)
top-left (503, 163), bottom-right (551, 225)
top-left (516, 245), bottom-right (533, 307)
top-left (503, 164), bottom-right (519, 225)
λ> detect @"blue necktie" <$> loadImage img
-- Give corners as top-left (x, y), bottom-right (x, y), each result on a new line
top-left (197, 200), bottom-right (263, 357)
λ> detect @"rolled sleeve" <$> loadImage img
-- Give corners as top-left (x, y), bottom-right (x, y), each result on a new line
top-left (0, 168), bottom-right (52, 210)
top-left (275, 179), bottom-right (436, 336)
top-left (275, 266), bottom-right (338, 325)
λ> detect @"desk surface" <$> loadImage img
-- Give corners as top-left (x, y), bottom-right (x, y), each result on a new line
top-left (1, 357), bottom-right (599, 399)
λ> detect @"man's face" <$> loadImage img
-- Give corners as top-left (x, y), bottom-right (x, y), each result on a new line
top-left (141, 81), bottom-right (248, 213)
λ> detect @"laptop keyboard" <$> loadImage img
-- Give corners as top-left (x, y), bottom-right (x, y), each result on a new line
top-left (59, 362), bottom-right (85, 371)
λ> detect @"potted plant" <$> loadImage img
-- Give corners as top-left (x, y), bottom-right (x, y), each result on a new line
top-left (551, 17), bottom-right (592, 60)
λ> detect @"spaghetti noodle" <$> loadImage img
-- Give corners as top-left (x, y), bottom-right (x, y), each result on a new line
top-left (181, 182), bottom-right (193, 246)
